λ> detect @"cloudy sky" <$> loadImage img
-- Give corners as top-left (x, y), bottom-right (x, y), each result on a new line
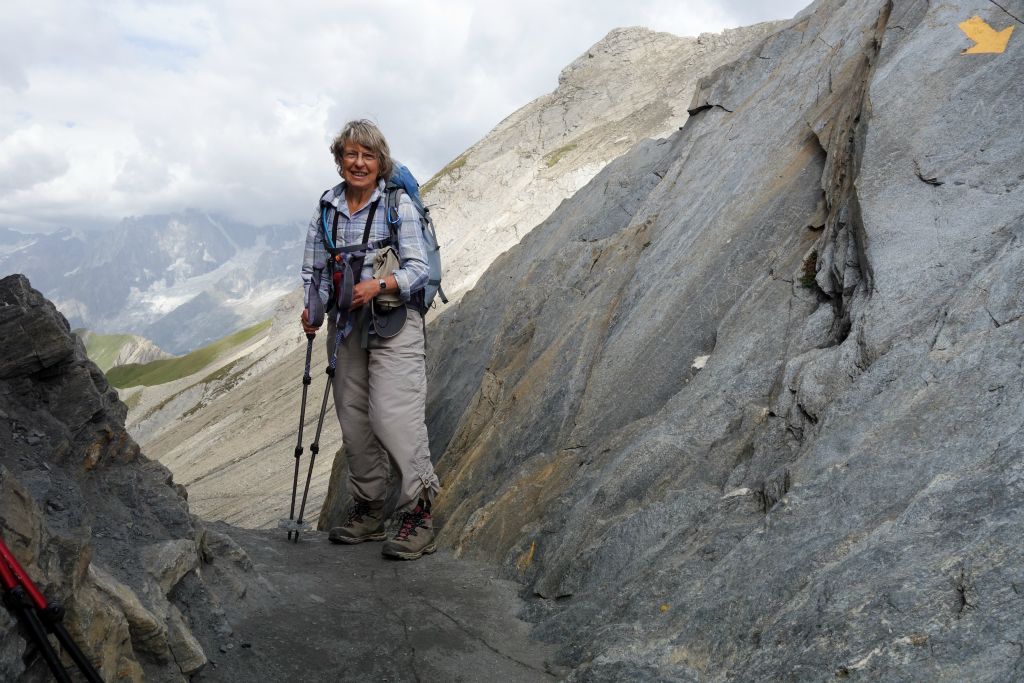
top-left (0, 0), bottom-right (808, 232)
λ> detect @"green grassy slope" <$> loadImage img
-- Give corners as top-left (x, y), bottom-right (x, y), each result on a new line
top-left (106, 319), bottom-right (272, 388)
top-left (77, 331), bottom-right (137, 372)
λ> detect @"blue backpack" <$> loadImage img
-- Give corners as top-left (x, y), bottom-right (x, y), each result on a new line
top-left (384, 163), bottom-right (447, 310)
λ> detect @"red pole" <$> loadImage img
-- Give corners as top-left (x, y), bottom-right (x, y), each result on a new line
top-left (0, 536), bottom-right (103, 682)
top-left (0, 539), bottom-right (48, 612)
top-left (0, 551), bottom-right (18, 590)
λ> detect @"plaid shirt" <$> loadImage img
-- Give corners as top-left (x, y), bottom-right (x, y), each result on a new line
top-left (301, 178), bottom-right (429, 309)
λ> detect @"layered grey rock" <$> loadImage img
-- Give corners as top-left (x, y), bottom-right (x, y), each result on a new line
top-left (0, 274), bottom-right (254, 681)
top-left (425, 23), bottom-right (782, 307)
top-left (414, 0), bottom-right (1024, 679)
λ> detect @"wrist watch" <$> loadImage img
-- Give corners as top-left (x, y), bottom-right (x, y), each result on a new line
top-left (378, 279), bottom-right (387, 291)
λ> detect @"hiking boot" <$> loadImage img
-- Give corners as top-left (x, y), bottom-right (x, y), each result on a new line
top-left (328, 501), bottom-right (386, 544)
top-left (381, 505), bottom-right (436, 560)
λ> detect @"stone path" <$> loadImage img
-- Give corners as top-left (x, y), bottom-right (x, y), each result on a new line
top-left (193, 525), bottom-right (559, 682)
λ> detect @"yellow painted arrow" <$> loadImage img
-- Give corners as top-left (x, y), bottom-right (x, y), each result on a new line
top-left (959, 16), bottom-right (1014, 54)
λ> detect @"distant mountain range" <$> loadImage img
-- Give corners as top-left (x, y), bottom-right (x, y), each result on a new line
top-left (0, 212), bottom-right (303, 353)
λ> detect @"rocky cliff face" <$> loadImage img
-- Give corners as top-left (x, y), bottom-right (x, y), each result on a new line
top-left (424, 23), bottom-right (781, 306)
top-left (418, 0), bottom-right (1024, 679)
top-left (0, 275), bottom-right (253, 681)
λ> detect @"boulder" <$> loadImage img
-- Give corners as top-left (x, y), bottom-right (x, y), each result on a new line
top-left (141, 539), bottom-right (199, 596)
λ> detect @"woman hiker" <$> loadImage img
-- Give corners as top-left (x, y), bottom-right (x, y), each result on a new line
top-left (300, 119), bottom-right (441, 560)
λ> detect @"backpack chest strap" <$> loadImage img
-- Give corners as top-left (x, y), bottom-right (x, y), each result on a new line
top-left (329, 237), bottom-right (393, 256)
top-left (321, 197), bottom-right (386, 255)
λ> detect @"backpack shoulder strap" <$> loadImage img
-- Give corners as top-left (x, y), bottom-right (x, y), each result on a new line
top-left (322, 198), bottom-right (387, 255)
top-left (361, 198), bottom-right (380, 244)
top-left (332, 208), bottom-right (340, 249)
top-left (321, 206), bottom-right (338, 250)
top-left (384, 186), bottom-right (404, 242)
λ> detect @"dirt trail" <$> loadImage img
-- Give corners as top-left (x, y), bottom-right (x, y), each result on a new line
top-left (193, 525), bottom-right (559, 682)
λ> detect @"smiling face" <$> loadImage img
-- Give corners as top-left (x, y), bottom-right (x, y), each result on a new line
top-left (341, 142), bottom-right (380, 194)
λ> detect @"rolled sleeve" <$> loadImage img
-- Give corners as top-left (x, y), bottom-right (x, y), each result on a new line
top-left (392, 194), bottom-right (429, 301)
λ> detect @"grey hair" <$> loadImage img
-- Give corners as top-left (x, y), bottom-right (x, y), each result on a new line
top-left (329, 119), bottom-right (394, 182)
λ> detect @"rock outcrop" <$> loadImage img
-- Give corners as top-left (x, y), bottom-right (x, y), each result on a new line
top-left (0, 275), bottom-right (253, 681)
top-left (415, 0), bottom-right (1024, 679)
top-left (77, 330), bottom-right (173, 372)
top-left (111, 337), bottom-right (171, 369)
top-left (425, 23), bottom-right (782, 306)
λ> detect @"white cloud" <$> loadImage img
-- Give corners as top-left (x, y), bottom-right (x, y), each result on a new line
top-left (0, 0), bottom-right (808, 232)
top-left (0, 125), bottom-right (70, 192)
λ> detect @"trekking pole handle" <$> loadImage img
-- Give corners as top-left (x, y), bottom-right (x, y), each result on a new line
top-left (0, 539), bottom-right (48, 612)
top-left (303, 335), bottom-right (315, 384)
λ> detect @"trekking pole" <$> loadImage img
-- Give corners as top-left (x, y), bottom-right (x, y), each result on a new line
top-left (293, 317), bottom-right (347, 543)
top-left (287, 254), bottom-right (357, 543)
top-left (280, 268), bottom-right (326, 541)
top-left (285, 332), bottom-right (316, 541)
top-left (0, 537), bottom-right (103, 683)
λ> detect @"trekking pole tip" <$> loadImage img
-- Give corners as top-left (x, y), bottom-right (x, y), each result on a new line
top-left (278, 518), bottom-right (311, 535)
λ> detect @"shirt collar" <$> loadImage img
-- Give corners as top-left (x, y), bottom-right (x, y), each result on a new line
top-left (321, 178), bottom-right (386, 214)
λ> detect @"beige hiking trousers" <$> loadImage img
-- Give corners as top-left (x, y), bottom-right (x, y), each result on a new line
top-left (327, 310), bottom-right (441, 512)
